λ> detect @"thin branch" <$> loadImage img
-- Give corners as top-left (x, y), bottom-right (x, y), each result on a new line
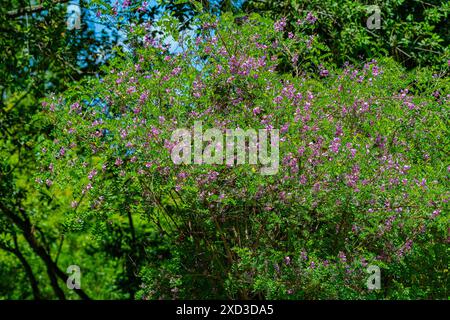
top-left (7, 0), bottom-right (70, 18)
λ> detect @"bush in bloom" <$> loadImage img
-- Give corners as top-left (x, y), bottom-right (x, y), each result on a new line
top-left (37, 12), bottom-right (449, 299)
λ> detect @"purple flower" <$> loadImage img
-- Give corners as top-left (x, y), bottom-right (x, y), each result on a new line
top-left (284, 256), bottom-right (291, 265)
top-left (273, 95), bottom-right (283, 104)
top-left (431, 209), bottom-right (441, 219)
top-left (335, 124), bottom-right (343, 137)
top-left (403, 240), bottom-right (413, 252)
top-left (306, 35), bottom-right (314, 49)
top-left (252, 107), bottom-right (261, 116)
top-left (420, 178), bottom-right (427, 187)
top-left (139, 92), bottom-right (148, 104)
top-left (329, 138), bottom-right (341, 153)
top-left (306, 12), bottom-right (317, 24)
top-left (171, 67), bottom-right (182, 76)
top-left (300, 250), bottom-right (308, 260)
top-left (320, 69), bottom-right (329, 77)
top-left (88, 169), bottom-right (97, 180)
top-left (297, 146), bottom-right (305, 156)
top-left (361, 258), bottom-right (368, 267)
top-left (274, 17), bottom-right (287, 32)
top-left (299, 174), bottom-right (307, 185)
top-left (372, 66), bottom-right (379, 76)
top-left (126, 86), bottom-right (136, 94)
top-left (313, 182), bottom-right (320, 192)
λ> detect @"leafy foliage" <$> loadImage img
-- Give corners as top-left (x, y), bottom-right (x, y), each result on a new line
top-left (243, 0), bottom-right (450, 69)
top-left (37, 11), bottom-right (449, 299)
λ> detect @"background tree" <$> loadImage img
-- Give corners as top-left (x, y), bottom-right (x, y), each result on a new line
top-left (242, 0), bottom-right (449, 69)
top-left (0, 0), bottom-right (220, 300)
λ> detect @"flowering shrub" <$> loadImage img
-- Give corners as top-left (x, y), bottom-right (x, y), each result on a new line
top-left (37, 12), bottom-right (449, 299)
